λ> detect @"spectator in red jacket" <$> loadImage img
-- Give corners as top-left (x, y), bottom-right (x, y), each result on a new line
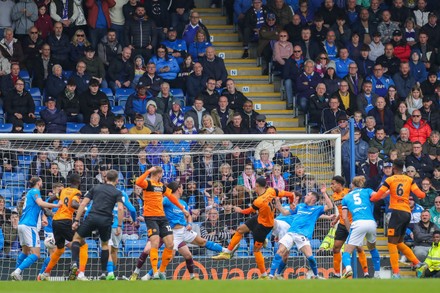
top-left (404, 109), bottom-right (432, 145)
top-left (34, 4), bottom-right (53, 40)
top-left (86, 0), bottom-right (115, 49)
top-left (391, 29), bottom-right (411, 62)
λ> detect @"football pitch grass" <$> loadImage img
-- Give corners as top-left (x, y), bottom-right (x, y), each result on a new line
top-left (1, 279), bottom-right (439, 293)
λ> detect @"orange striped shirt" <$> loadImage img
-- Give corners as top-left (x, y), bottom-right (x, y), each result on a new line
top-left (53, 187), bottom-right (81, 221)
top-left (250, 188), bottom-right (293, 227)
top-left (333, 188), bottom-right (351, 225)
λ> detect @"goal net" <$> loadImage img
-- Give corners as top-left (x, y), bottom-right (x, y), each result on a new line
top-left (0, 133), bottom-right (341, 280)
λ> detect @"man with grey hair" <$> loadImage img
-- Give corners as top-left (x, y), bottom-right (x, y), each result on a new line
top-left (361, 116), bottom-right (376, 142)
top-left (79, 113), bottom-right (101, 134)
top-left (0, 28), bottom-right (24, 65)
top-left (296, 60), bottom-right (322, 113)
top-left (395, 127), bottom-right (413, 160)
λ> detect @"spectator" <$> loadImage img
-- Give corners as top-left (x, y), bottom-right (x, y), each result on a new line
top-left (403, 18), bottom-right (417, 47)
top-left (282, 45), bottom-right (304, 110)
top-left (311, 15), bottom-right (329, 43)
top-left (295, 0), bottom-right (313, 26)
top-left (421, 97), bottom-right (440, 131)
top-left (97, 99), bottom-right (114, 129)
top-left (128, 114), bottom-right (151, 149)
top-left (284, 13), bottom-right (304, 45)
top-left (186, 62), bottom-right (207, 105)
top-left (404, 109), bottom-right (432, 144)
top-left (182, 116), bottom-right (198, 135)
top-left (79, 78), bottom-right (108, 123)
top-left (163, 99), bottom-right (185, 134)
top-left (70, 61), bottom-right (92, 95)
top-left (334, 48), bottom-right (354, 79)
top-left (199, 47), bottom-right (228, 89)
top-left (169, 0), bottom-right (195, 37)
top-left (308, 83), bottom-right (329, 130)
top-left (150, 44), bottom-right (180, 88)
top-left (377, 10), bottom-right (400, 44)
top-left (314, 52), bottom-right (330, 78)
top-left (182, 10), bottom-right (210, 48)
top-left (138, 62), bottom-right (163, 97)
top-left (368, 31), bottom-right (384, 63)
top-left (188, 28), bottom-right (212, 62)
top-left (239, 0), bottom-right (271, 59)
top-left (143, 100), bottom-right (164, 134)
top-left (297, 26), bottom-right (322, 61)
top-left (45, 64), bottom-right (67, 100)
top-left (53, 147), bottom-right (75, 179)
top-left (40, 96), bottom-right (67, 133)
top-left (422, 12), bottom-right (440, 49)
top-left (394, 62), bottom-right (417, 99)
top-left (333, 80), bottom-right (356, 116)
top-left (411, 31), bottom-right (436, 72)
top-left (367, 63), bottom-right (395, 97)
top-left (200, 208), bottom-right (230, 253)
top-left (107, 46), bottom-right (134, 92)
top-left (321, 96), bottom-right (346, 132)
top-left (342, 128), bottom-right (369, 183)
top-left (269, 0), bottom-right (293, 27)
top-left (58, 77), bottom-right (83, 123)
top-left (430, 196), bottom-right (440, 227)
top-left (376, 43), bottom-right (401, 76)
top-left (410, 49), bottom-right (428, 83)
top-left (413, 210), bottom-right (440, 262)
top-left (344, 62), bottom-right (363, 96)
top-left (423, 131), bottom-right (440, 161)
top-left (395, 127), bottom-right (413, 161)
top-left (357, 81), bottom-right (378, 117)
top-left (184, 97), bottom-right (207, 132)
top-left (361, 115), bottom-right (377, 142)
top-left (251, 114), bottom-right (268, 135)
top-left (86, 0), bottom-right (115, 49)
top-left (237, 163), bottom-right (257, 191)
top-left (30, 151), bottom-right (51, 177)
top-left (200, 114), bottom-right (223, 135)
top-left (359, 147), bottom-right (383, 181)
top-left (391, 29), bottom-right (411, 62)
top-left (0, 28), bottom-right (24, 67)
top-left (97, 29), bottom-right (122, 69)
top-left (79, 112), bottom-right (101, 134)
top-left (368, 96), bottom-right (395, 136)
top-left (194, 145), bottom-right (218, 189)
top-left (68, 29), bottom-right (91, 68)
top-left (211, 95), bottom-right (234, 130)
top-left (11, 0), bottom-right (38, 41)
top-left (4, 78), bottom-right (35, 125)
top-left (132, 55), bottom-right (147, 89)
top-left (257, 13), bottom-right (282, 74)
top-left (199, 77), bottom-right (221, 113)
top-left (22, 26), bottom-right (43, 72)
top-left (418, 178), bottom-right (439, 209)
top-left (316, 0), bottom-right (343, 28)
top-left (153, 82), bottom-right (174, 116)
top-left (406, 141), bottom-right (434, 179)
top-left (240, 100), bottom-right (259, 131)
top-left (47, 22), bottom-right (70, 69)
top-left (273, 145), bottom-right (301, 186)
top-left (67, 159), bottom-right (94, 194)
top-left (356, 44), bottom-right (375, 78)
top-left (352, 8), bottom-right (375, 45)
top-left (32, 44), bottom-right (56, 91)
top-left (224, 112), bottom-right (249, 134)
top-left (80, 46), bottom-right (106, 87)
top-left (221, 78), bottom-right (248, 112)
top-left (161, 27), bottom-right (187, 65)
top-left (368, 126), bottom-right (394, 160)
top-left (272, 30), bottom-right (293, 73)
top-left (323, 61), bottom-right (342, 97)
top-left (296, 60), bottom-right (322, 113)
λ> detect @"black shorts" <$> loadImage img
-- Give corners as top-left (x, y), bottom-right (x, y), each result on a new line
top-left (335, 223), bottom-right (349, 241)
top-left (77, 215), bottom-right (112, 242)
top-left (144, 216), bottom-right (173, 238)
top-left (52, 219), bottom-right (74, 249)
top-left (388, 210), bottom-right (411, 237)
top-left (245, 216), bottom-right (272, 243)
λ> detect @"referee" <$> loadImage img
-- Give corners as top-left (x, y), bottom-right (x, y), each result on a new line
top-left (69, 169), bottom-right (123, 280)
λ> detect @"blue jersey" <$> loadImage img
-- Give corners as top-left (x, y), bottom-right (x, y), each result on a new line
top-left (163, 197), bottom-right (188, 228)
top-left (341, 188), bottom-right (375, 222)
top-left (19, 188), bottom-right (43, 227)
top-left (288, 203), bottom-right (325, 239)
top-left (112, 190), bottom-right (137, 229)
top-left (43, 198), bottom-right (59, 233)
top-left (275, 203), bottom-right (293, 224)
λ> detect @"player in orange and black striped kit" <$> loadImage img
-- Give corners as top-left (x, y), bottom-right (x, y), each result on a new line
top-left (212, 177), bottom-right (294, 279)
top-left (370, 159), bottom-right (426, 278)
top-left (135, 166), bottom-right (190, 280)
top-left (39, 174), bottom-right (89, 281)
top-left (330, 176), bottom-right (370, 278)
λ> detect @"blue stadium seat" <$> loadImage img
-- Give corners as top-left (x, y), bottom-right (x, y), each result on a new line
top-left (125, 239), bottom-right (147, 254)
top-left (125, 123), bottom-right (134, 130)
top-left (182, 106), bottom-right (192, 114)
top-left (66, 122), bottom-right (85, 133)
top-left (18, 155), bottom-right (33, 167)
top-left (310, 239), bottom-right (321, 250)
top-left (170, 88), bottom-right (184, 98)
top-left (35, 106), bottom-right (46, 118)
top-left (0, 107), bottom-right (4, 123)
top-left (0, 123), bottom-right (13, 133)
top-left (111, 106), bottom-right (124, 115)
top-left (138, 223), bottom-right (147, 238)
top-left (85, 238), bottom-right (100, 254)
top-left (100, 88), bottom-right (115, 106)
top-left (19, 70), bottom-right (31, 89)
top-left (0, 189), bottom-right (12, 202)
top-left (2, 172), bottom-right (26, 188)
top-left (115, 88), bottom-right (135, 105)
top-left (10, 187), bottom-right (26, 202)
top-left (62, 70), bottom-right (72, 79)
top-left (23, 123), bottom-right (35, 133)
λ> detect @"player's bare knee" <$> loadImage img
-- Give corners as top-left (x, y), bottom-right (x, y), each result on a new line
top-left (101, 242), bottom-right (109, 250)
top-left (366, 242), bottom-right (375, 250)
top-left (195, 237), bottom-right (207, 247)
top-left (254, 241), bottom-right (263, 252)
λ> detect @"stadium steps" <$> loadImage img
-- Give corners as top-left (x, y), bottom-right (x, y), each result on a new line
top-left (199, 5), bottom-right (304, 133)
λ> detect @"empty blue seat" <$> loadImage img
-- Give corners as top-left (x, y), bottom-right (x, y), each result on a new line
top-left (66, 122), bottom-right (85, 133)
top-left (125, 123), bottom-right (134, 130)
top-left (125, 239), bottom-right (147, 253)
top-left (310, 239), bottom-right (321, 250)
top-left (111, 106), bottom-right (124, 115)
top-left (182, 106), bottom-right (192, 113)
top-left (18, 155), bottom-right (33, 167)
top-left (170, 88), bottom-right (184, 97)
top-left (23, 123), bottom-right (35, 133)
top-left (2, 172), bottom-right (26, 187)
top-left (115, 88), bottom-right (135, 103)
top-left (0, 189), bottom-right (12, 201)
top-left (19, 70), bottom-right (31, 89)
top-left (85, 238), bottom-right (99, 252)
top-left (62, 70), bottom-right (72, 79)
top-left (0, 123), bottom-right (13, 133)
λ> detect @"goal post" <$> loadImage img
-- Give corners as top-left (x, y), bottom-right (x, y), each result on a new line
top-left (0, 133), bottom-right (341, 280)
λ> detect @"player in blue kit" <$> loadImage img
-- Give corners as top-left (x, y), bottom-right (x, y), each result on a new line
top-left (129, 181), bottom-right (229, 280)
top-left (341, 176), bottom-right (381, 279)
top-left (10, 177), bottom-right (60, 281)
top-left (269, 189), bottom-right (333, 279)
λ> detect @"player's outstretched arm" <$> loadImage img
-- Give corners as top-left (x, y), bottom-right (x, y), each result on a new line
top-left (275, 198), bottom-right (292, 215)
top-left (411, 184), bottom-right (426, 199)
top-left (322, 190), bottom-right (333, 212)
top-left (35, 197), bottom-right (60, 209)
top-left (135, 169), bottom-right (153, 188)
